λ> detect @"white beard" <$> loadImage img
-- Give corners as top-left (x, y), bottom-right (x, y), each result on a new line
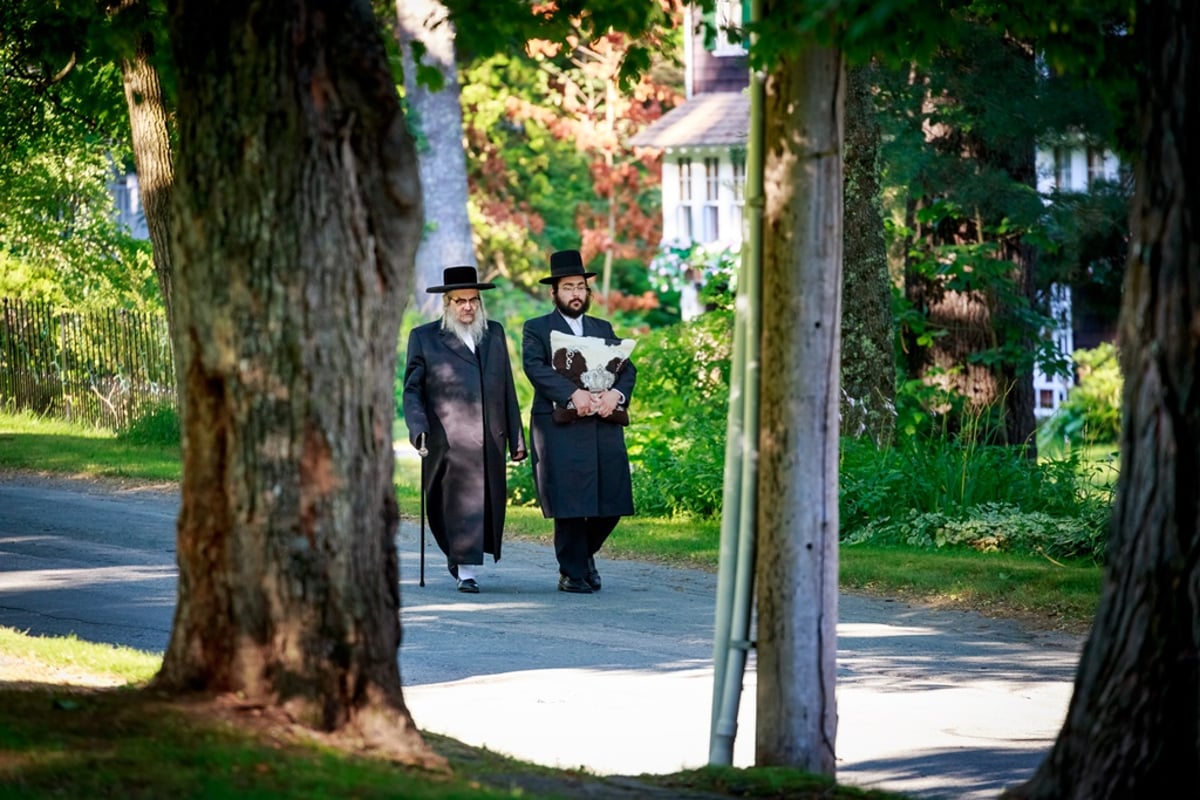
top-left (442, 308), bottom-right (488, 349)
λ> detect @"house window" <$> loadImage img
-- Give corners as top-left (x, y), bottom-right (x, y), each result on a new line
top-left (1087, 147), bottom-right (1107, 188)
top-left (701, 158), bottom-right (720, 242)
top-left (713, 0), bottom-right (746, 56)
top-left (1054, 146), bottom-right (1073, 190)
top-left (677, 158), bottom-right (694, 240)
top-left (1039, 389), bottom-right (1055, 409)
top-left (731, 155), bottom-right (745, 231)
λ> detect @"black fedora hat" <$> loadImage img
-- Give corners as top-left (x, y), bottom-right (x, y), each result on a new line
top-left (427, 265), bottom-right (496, 293)
top-left (539, 249), bottom-right (597, 285)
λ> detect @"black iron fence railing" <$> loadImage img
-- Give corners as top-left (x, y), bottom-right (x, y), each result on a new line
top-left (0, 297), bottom-right (175, 430)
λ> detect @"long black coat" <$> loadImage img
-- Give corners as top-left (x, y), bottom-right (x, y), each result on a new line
top-left (402, 320), bottom-right (524, 565)
top-left (522, 311), bottom-right (635, 519)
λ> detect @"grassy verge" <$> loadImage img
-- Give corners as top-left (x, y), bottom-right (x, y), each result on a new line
top-left (3, 410), bottom-right (1102, 632)
top-left (0, 412), bottom-right (181, 483)
top-left (0, 630), bottom-right (905, 800)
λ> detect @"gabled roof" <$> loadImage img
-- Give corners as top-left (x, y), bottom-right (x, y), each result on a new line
top-left (629, 91), bottom-right (749, 149)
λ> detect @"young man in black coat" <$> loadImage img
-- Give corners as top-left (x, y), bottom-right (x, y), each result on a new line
top-left (403, 266), bottom-right (526, 593)
top-left (522, 250), bottom-right (636, 593)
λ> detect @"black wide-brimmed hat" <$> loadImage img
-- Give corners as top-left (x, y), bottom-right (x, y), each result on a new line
top-left (427, 265), bottom-right (496, 293)
top-left (539, 249), bottom-right (597, 285)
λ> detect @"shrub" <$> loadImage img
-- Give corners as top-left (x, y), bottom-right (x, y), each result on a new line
top-left (625, 311), bottom-right (733, 518)
top-left (840, 434), bottom-right (1113, 563)
top-left (1038, 342), bottom-right (1122, 451)
top-left (116, 403), bottom-right (180, 447)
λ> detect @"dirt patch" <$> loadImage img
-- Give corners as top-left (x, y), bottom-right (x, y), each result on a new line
top-left (0, 652), bottom-right (125, 690)
top-left (0, 467), bottom-right (178, 499)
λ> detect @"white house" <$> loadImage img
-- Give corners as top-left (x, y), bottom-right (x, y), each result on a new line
top-left (631, 2), bottom-right (748, 258)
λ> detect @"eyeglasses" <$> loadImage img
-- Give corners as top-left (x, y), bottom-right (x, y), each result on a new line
top-left (557, 283), bottom-right (589, 296)
top-left (451, 296), bottom-right (481, 307)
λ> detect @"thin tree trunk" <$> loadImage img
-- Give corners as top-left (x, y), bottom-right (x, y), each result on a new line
top-left (108, 0), bottom-right (180, 400)
top-left (755, 29), bottom-right (842, 775)
top-left (1004, 0), bottom-right (1200, 795)
top-left (157, 0), bottom-right (433, 763)
top-left (396, 0), bottom-right (475, 319)
top-left (119, 24), bottom-right (179, 393)
top-left (841, 61), bottom-right (893, 443)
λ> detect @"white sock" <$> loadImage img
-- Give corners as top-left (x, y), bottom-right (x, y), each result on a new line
top-left (456, 565), bottom-right (477, 581)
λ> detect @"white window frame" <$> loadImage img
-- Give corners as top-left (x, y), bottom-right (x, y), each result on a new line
top-left (1054, 145), bottom-right (1073, 190)
top-left (713, 0), bottom-right (745, 56)
top-left (701, 157), bottom-right (720, 243)
top-left (677, 157), bottom-right (695, 240)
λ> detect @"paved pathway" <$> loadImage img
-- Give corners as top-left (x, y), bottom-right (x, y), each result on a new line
top-left (0, 476), bottom-right (1084, 799)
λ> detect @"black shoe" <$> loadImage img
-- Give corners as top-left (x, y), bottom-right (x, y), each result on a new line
top-left (558, 574), bottom-right (593, 594)
top-left (457, 578), bottom-right (479, 593)
top-left (585, 557), bottom-right (602, 591)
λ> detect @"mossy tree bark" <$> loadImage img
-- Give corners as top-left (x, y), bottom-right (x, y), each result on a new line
top-left (841, 62), bottom-right (894, 444)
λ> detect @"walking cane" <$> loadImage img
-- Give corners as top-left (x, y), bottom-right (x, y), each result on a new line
top-left (418, 433), bottom-right (427, 587)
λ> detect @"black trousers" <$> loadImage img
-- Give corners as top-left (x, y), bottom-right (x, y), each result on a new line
top-left (554, 516), bottom-right (619, 579)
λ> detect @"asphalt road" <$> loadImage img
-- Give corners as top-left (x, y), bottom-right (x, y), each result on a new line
top-left (0, 475), bottom-right (1085, 799)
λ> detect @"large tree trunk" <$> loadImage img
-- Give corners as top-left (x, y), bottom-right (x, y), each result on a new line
top-left (395, 0), bottom-right (475, 319)
top-left (156, 0), bottom-right (432, 762)
top-left (755, 29), bottom-right (842, 775)
top-left (1004, 0), bottom-right (1200, 795)
top-left (841, 61), bottom-right (894, 444)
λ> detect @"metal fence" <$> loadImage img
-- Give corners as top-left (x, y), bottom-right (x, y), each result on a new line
top-left (0, 297), bottom-right (176, 430)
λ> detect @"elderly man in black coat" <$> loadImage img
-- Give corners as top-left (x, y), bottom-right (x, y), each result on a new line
top-left (403, 266), bottom-right (526, 593)
top-left (522, 249), bottom-right (636, 594)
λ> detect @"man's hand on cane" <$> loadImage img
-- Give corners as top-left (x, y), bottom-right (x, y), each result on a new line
top-left (416, 432), bottom-right (428, 458)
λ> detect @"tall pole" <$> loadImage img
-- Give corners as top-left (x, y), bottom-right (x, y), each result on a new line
top-left (709, 0), bottom-right (764, 765)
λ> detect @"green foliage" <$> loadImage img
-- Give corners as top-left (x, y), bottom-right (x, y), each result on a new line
top-left (1038, 342), bottom-right (1123, 449)
top-left (460, 54), bottom-right (597, 289)
top-left (0, 1), bottom-right (164, 314)
top-left (844, 503), bottom-right (1107, 562)
top-left (1036, 178), bottom-right (1131, 304)
top-left (625, 311), bottom-right (733, 518)
top-left (841, 434), bottom-right (1114, 563)
top-left (890, 375), bottom-right (965, 440)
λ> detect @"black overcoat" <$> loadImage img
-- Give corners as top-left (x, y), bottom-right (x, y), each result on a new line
top-left (522, 311), bottom-right (636, 519)
top-left (402, 320), bottom-right (525, 565)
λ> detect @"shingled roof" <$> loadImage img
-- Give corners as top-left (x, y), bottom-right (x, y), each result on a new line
top-left (629, 91), bottom-right (749, 149)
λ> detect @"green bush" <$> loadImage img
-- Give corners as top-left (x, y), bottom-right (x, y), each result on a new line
top-left (116, 403), bottom-right (180, 446)
top-left (506, 458), bottom-right (539, 508)
top-left (625, 311), bottom-right (733, 518)
top-left (840, 434), bottom-right (1113, 562)
top-left (843, 502), bottom-right (1109, 562)
top-left (1038, 342), bottom-right (1122, 450)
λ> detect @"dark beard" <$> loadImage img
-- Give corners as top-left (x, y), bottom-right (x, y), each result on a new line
top-left (554, 292), bottom-right (590, 319)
